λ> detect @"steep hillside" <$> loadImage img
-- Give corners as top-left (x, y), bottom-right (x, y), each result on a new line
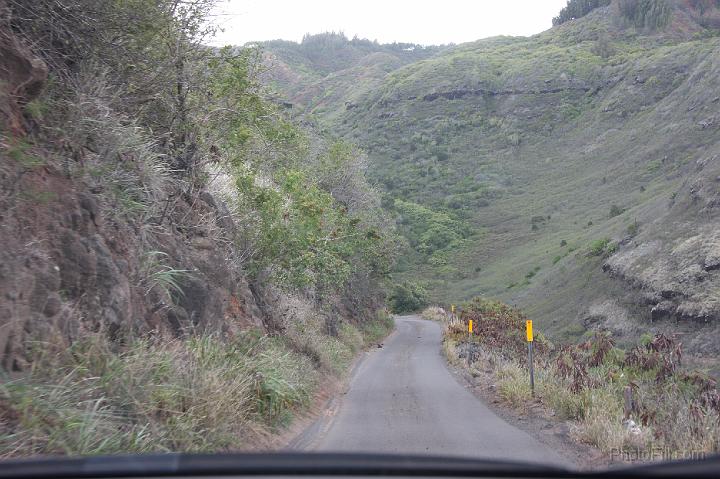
top-left (264, 0), bottom-right (720, 364)
top-left (0, 1), bottom-right (396, 456)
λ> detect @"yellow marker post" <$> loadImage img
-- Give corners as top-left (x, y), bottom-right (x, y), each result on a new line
top-left (526, 320), bottom-right (535, 397)
top-left (526, 320), bottom-right (533, 342)
top-left (466, 319), bottom-right (473, 367)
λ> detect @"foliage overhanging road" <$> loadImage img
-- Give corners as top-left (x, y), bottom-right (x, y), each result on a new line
top-left (290, 316), bottom-right (570, 465)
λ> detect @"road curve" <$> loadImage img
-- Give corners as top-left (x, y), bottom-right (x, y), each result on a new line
top-left (290, 316), bottom-right (569, 466)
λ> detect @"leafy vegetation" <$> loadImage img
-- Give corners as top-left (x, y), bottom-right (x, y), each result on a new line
top-left (4, 0), bottom-right (398, 323)
top-left (263, 2), bottom-right (720, 350)
top-left (608, 204), bottom-right (625, 218)
top-left (552, 0), bottom-right (612, 26)
top-left (587, 238), bottom-right (612, 256)
top-left (389, 280), bottom-right (429, 313)
top-left (0, 0), bottom-right (399, 456)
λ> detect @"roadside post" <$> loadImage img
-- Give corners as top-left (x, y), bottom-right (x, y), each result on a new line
top-left (451, 304), bottom-right (456, 321)
top-left (467, 319), bottom-right (473, 367)
top-left (526, 319), bottom-right (535, 397)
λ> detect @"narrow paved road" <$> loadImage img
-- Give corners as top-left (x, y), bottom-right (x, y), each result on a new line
top-left (290, 316), bottom-right (569, 466)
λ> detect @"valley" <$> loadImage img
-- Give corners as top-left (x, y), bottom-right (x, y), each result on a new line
top-left (262, 1), bottom-right (720, 366)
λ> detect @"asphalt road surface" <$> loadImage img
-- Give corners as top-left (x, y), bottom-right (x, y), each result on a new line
top-left (290, 315), bottom-right (569, 466)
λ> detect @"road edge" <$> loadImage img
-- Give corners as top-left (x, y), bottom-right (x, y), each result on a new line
top-left (279, 321), bottom-right (400, 451)
top-left (442, 353), bottom-right (613, 470)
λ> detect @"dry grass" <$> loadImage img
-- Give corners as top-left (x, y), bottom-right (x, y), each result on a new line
top-left (442, 297), bottom-right (720, 456)
top-left (538, 375), bottom-right (587, 420)
top-left (442, 337), bottom-right (461, 367)
top-left (496, 361), bottom-right (532, 407)
top-left (421, 306), bottom-right (447, 322)
top-left (0, 311), bottom-right (393, 458)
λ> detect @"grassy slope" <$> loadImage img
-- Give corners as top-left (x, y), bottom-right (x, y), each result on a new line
top-left (263, 6), bottom-right (720, 357)
top-left (0, 311), bottom-right (394, 457)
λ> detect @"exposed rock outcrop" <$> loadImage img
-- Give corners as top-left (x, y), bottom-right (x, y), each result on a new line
top-left (0, 9), bottom-right (268, 369)
top-left (0, 0), bottom-right (47, 136)
top-left (0, 159), bottom-right (267, 370)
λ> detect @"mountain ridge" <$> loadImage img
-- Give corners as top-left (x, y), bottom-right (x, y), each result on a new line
top-left (260, 0), bottom-right (720, 370)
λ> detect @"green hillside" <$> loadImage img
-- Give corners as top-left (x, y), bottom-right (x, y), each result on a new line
top-left (262, 1), bottom-right (720, 363)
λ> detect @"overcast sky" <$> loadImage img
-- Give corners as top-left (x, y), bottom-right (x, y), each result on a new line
top-left (209, 0), bottom-right (569, 47)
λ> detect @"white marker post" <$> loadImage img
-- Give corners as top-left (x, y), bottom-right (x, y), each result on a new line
top-left (526, 319), bottom-right (535, 397)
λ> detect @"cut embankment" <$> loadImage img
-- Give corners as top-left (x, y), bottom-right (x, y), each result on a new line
top-left (0, 312), bottom-right (393, 458)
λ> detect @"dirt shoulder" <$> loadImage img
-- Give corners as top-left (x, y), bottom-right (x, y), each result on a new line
top-left (445, 357), bottom-right (615, 471)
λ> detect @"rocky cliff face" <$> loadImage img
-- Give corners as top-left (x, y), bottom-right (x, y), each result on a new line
top-left (0, 10), bottom-right (266, 371)
top-left (0, 160), bottom-right (268, 371)
top-left (0, 2), bottom-right (47, 137)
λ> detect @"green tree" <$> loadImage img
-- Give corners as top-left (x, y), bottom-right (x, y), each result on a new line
top-left (552, 0), bottom-right (612, 26)
top-left (389, 281), bottom-right (429, 313)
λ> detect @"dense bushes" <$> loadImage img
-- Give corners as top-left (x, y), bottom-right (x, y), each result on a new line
top-left (446, 298), bottom-right (549, 359)
top-left (388, 281), bottom-right (429, 313)
top-left (552, 0), bottom-right (612, 26)
top-left (587, 237), bottom-right (617, 257)
top-left (618, 0), bottom-right (672, 29)
top-left (4, 0), bottom-right (398, 321)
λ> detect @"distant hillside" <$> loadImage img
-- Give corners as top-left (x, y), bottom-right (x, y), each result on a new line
top-left (259, 33), bottom-right (446, 120)
top-left (261, 1), bottom-right (720, 370)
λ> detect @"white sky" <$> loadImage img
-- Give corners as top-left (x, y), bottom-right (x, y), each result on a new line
top-left (209, 0), bottom-right (569, 47)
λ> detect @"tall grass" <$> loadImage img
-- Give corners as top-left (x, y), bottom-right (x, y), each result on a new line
top-left (496, 361), bottom-right (533, 407)
top-left (435, 302), bottom-right (720, 457)
top-left (0, 311), bottom-right (393, 458)
top-left (358, 310), bottom-right (395, 345)
top-left (421, 306), bottom-right (447, 322)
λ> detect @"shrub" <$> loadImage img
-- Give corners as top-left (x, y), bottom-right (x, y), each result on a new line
top-left (455, 298), bottom-right (549, 360)
top-left (588, 238), bottom-right (614, 257)
top-left (525, 266), bottom-right (541, 280)
top-left (609, 204), bottom-right (625, 218)
top-left (389, 281), bottom-right (429, 313)
top-left (540, 378), bottom-right (587, 420)
top-left (443, 298), bottom-right (720, 456)
top-left (627, 220), bottom-right (639, 237)
top-left (591, 36), bottom-right (616, 59)
top-left (576, 389), bottom-right (635, 452)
